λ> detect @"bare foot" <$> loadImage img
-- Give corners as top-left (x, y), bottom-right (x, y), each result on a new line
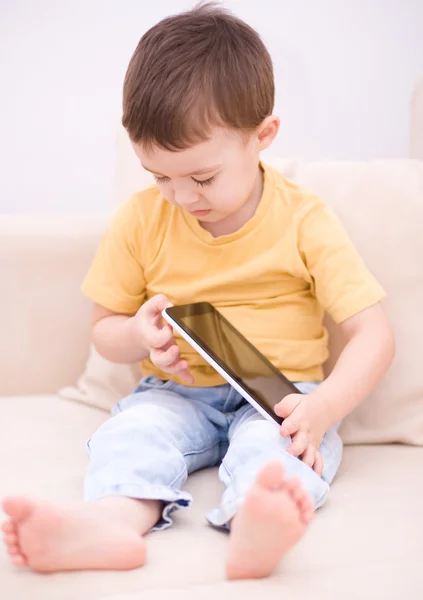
top-left (226, 461), bottom-right (313, 580)
top-left (1, 497), bottom-right (146, 573)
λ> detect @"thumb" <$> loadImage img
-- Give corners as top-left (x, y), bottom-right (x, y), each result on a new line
top-left (274, 394), bottom-right (302, 418)
top-left (145, 294), bottom-right (173, 317)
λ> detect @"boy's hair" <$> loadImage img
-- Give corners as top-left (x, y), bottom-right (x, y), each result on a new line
top-left (122, 2), bottom-right (274, 151)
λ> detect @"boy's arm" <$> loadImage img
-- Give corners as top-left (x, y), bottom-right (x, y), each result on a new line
top-left (277, 201), bottom-right (394, 472)
top-left (91, 297), bottom-right (194, 383)
top-left (305, 302), bottom-right (395, 428)
top-left (275, 302), bottom-right (395, 468)
top-left (91, 304), bottom-right (149, 364)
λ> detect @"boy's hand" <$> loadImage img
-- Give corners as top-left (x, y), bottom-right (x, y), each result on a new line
top-left (131, 294), bottom-right (194, 384)
top-left (274, 393), bottom-right (329, 476)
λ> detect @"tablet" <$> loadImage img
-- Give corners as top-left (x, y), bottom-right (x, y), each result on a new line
top-left (162, 302), bottom-right (301, 425)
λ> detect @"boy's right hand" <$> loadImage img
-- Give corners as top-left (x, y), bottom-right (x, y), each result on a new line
top-left (131, 294), bottom-right (194, 384)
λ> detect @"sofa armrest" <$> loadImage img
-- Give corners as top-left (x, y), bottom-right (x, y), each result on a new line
top-left (0, 216), bottom-right (107, 396)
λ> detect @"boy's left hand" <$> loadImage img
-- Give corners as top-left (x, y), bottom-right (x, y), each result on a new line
top-left (274, 393), bottom-right (329, 476)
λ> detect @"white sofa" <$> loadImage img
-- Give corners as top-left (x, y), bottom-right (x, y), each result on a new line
top-left (1, 83), bottom-right (423, 599)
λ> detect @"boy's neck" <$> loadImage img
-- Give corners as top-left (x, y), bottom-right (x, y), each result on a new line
top-left (202, 165), bottom-right (264, 238)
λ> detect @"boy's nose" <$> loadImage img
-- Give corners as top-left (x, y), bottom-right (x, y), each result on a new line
top-left (174, 190), bottom-right (200, 209)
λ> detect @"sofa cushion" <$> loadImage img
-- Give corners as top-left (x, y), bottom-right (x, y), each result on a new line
top-left (1, 395), bottom-right (423, 599)
top-left (60, 345), bottom-right (141, 412)
top-left (0, 217), bottom-right (107, 397)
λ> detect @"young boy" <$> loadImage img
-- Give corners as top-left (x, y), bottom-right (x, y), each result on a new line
top-left (2, 4), bottom-right (394, 580)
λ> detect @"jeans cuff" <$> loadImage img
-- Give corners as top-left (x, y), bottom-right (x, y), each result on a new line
top-left (206, 477), bottom-right (330, 531)
top-left (205, 496), bottom-right (243, 531)
top-left (84, 482), bottom-right (193, 531)
top-left (155, 498), bottom-right (190, 531)
top-left (314, 485), bottom-right (330, 509)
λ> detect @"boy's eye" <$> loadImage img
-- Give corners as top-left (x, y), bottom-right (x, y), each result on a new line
top-left (154, 175), bottom-right (170, 184)
top-left (192, 175), bottom-right (215, 187)
top-left (154, 174), bottom-right (216, 187)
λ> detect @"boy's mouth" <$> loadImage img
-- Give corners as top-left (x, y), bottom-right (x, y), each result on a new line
top-left (190, 209), bottom-right (212, 218)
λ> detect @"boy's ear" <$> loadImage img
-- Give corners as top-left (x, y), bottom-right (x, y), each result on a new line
top-left (257, 115), bottom-right (280, 151)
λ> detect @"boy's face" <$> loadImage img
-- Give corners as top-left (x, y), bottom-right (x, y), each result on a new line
top-left (132, 120), bottom-right (278, 227)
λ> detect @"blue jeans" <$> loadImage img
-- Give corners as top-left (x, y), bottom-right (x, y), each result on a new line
top-left (84, 376), bottom-right (343, 530)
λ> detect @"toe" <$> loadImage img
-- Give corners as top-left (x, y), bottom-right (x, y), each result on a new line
top-left (1, 521), bottom-right (15, 534)
top-left (3, 533), bottom-right (18, 546)
top-left (300, 491), bottom-right (313, 508)
top-left (256, 461), bottom-right (285, 490)
top-left (293, 487), bottom-right (311, 508)
top-left (285, 478), bottom-right (314, 523)
top-left (292, 488), bottom-right (307, 505)
top-left (12, 554), bottom-right (27, 567)
top-left (285, 477), bottom-right (301, 494)
top-left (299, 499), bottom-right (314, 522)
top-left (2, 497), bottom-right (34, 522)
top-left (7, 545), bottom-right (21, 556)
top-left (295, 491), bottom-right (314, 524)
top-left (298, 495), bottom-right (312, 511)
top-left (303, 510), bottom-right (314, 524)
top-left (295, 487), bottom-right (313, 510)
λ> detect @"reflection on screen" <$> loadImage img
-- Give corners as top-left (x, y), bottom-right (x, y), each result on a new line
top-left (180, 311), bottom-right (297, 416)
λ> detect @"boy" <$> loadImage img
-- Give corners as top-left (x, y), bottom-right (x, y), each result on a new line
top-left (2, 3), bottom-right (394, 580)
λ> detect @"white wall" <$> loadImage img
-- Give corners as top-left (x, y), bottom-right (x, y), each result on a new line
top-left (0, 0), bottom-right (422, 215)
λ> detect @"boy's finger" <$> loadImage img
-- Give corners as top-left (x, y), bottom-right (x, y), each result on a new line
top-left (144, 294), bottom-right (173, 318)
top-left (150, 344), bottom-right (180, 367)
top-left (301, 444), bottom-right (316, 469)
top-left (274, 394), bottom-right (302, 418)
top-left (280, 414), bottom-right (300, 437)
top-left (161, 363), bottom-right (194, 384)
top-left (313, 451), bottom-right (324, 476)
top-left (161, 361), bottom-right (187, 374)
top-left (147, 324), bottom-right (174, 349)
top-left (286, 431), bottom-right (308, 457)
top-left (175, 369), bottom-right (194, 384)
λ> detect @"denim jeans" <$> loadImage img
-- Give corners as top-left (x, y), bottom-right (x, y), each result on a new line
top-left (84, 376), bottom-right (343, 530)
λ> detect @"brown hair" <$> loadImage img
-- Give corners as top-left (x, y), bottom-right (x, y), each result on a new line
top-left (122, 2), bottom-right (274, 150)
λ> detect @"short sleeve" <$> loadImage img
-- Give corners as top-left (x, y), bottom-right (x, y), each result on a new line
top-left (298, 204), bottom-right (386, 323)
top-left (81, 197), bottom-right (146, 314)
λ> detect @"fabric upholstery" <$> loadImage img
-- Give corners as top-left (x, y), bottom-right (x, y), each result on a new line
top-left (0, 217), bottom-right (106, 396)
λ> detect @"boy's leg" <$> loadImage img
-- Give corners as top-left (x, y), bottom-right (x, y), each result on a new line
top-left (1, 495), bottom-right (159, 572)
top-left (207, 384), bottom-right (343, 580)
top-left (1, 378), bottom-right (222, 573)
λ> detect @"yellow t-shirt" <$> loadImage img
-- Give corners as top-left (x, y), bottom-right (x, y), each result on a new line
top-left (82, 163), bottom-right (385, 385)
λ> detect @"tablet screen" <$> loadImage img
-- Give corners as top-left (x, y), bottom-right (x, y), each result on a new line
top-left (168, 303), bottom-right (299, 420)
